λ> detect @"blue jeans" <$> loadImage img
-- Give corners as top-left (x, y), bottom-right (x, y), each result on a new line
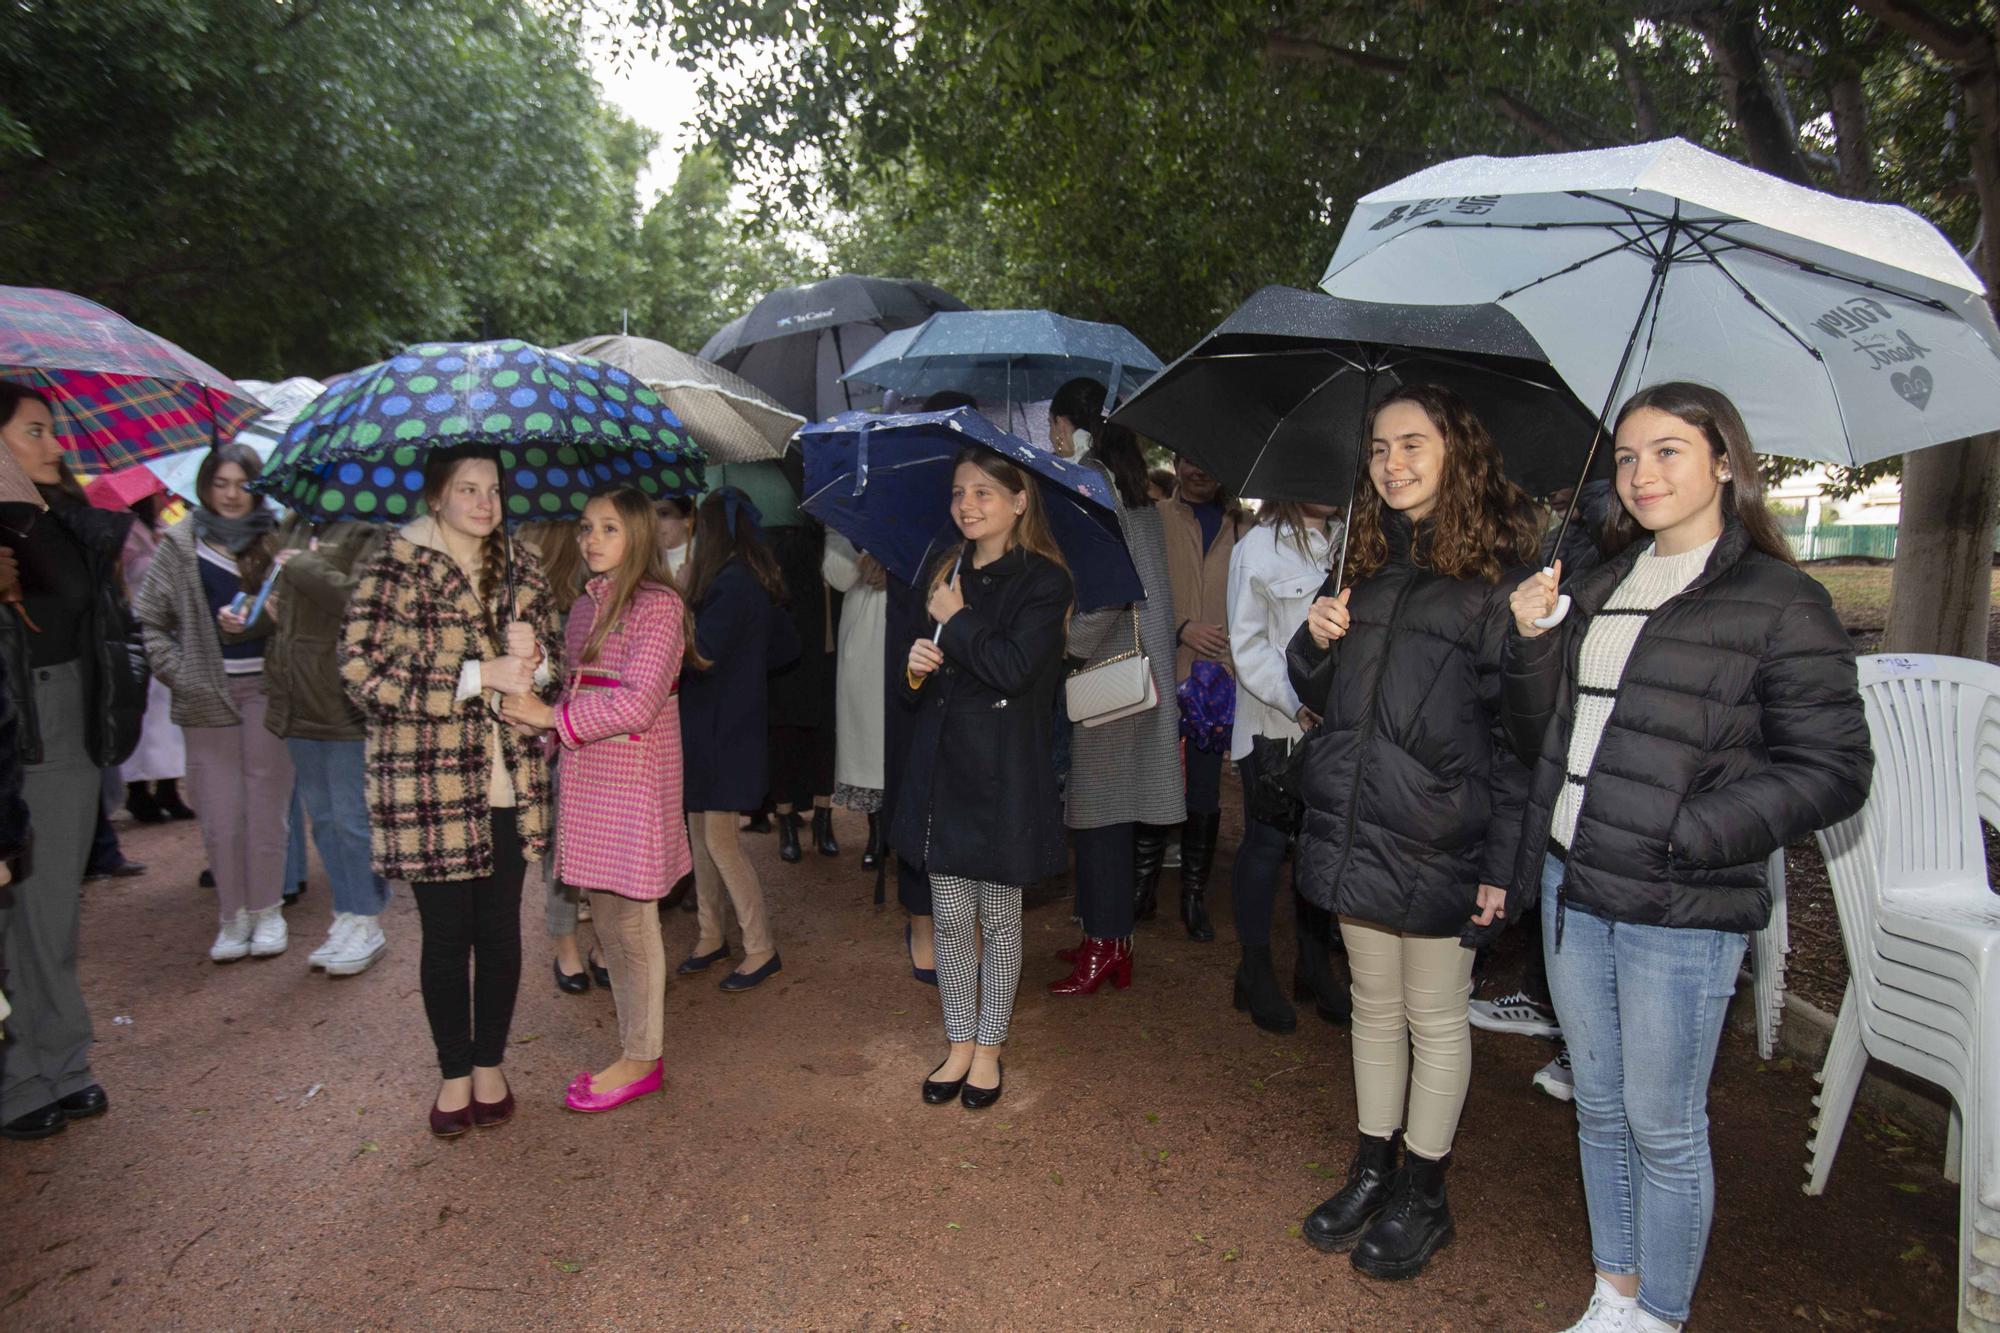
top-left (287, 739), bottom-right (388, 918)
top-left (283, 784), bottom-right (306, 889)
top-left (1541, 854), bottom-right (1746, 1325)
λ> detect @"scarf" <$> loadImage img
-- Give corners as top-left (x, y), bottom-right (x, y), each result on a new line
top-left (193, 505), bottom-right (276, 555)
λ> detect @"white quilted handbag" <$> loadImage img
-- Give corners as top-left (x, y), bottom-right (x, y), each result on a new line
top-left (1066, 608), bottom-right (1157, 727)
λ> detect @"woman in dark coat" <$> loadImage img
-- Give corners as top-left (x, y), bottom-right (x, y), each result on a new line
top-left (0, 383), bottom-right (146, 1140)
top-left (1506, 383), bottom-right (1870, 1333)
top-left (1286, 384), bottom-right (1538, 1280)
top-left (897, 447), bottom-right (1072, 1111)
top-left (676, 488), bottom-right (798, 992)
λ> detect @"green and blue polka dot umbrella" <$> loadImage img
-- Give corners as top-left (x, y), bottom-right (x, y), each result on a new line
top-left (252, 339), bottom-right (706, 523)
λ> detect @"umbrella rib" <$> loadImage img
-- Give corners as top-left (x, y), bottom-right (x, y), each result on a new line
top-left (1239, 362), bottom-right (1365, 494)
top-left (1680, 228), bottom-right (1822, 359)
top-left (1492, 224), bottom-right (1670, 302)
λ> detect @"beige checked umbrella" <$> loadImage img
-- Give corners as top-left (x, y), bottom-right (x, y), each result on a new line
top-left (557, 335), bottom-right (805, 462)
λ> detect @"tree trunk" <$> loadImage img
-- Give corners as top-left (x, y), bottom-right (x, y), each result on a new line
top-left (1696, 8), bottom-right (1814, 183)
top-left (1882, 436), bottom-right (2000, 656)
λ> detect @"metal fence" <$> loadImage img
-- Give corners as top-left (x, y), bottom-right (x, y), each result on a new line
top-left (1776, 523), bottom-right (1902, 560)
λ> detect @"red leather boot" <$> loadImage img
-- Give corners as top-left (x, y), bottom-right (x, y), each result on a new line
top-left (1048, 937), bottom-right (1133, 995)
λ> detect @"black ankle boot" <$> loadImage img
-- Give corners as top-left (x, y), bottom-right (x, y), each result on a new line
top-left (1180, 811), bottom-right (1219, 942)
top-left (812, 806), bottom-right (839, 857)
top-left (156, 778), bottom-right (196, 821)
top-left (1232, 945), bottom-right (1297, 1034)
top-left (125, 781), bottom-right (164, 825)
top-left (1350, 1150), bottom-right (1454, 1280)
top-left (1294, 897), bottom-right (1352, 1024)
top-left (1303, 1132), bottom-right (1401, 1253)
top-left (1132, 824), bottom-right (1167, 922)
top-left (776, 812), bottom-right (802, 863)
top-left (861, 812), bottom-right (883, 869)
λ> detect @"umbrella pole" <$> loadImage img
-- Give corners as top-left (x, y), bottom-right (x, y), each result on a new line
top-left (1326, 368), bottom-right (1379, 596)
top-left (496, 457), bottom-right (517, 639)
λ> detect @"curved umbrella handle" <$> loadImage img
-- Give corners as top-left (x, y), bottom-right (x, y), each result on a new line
top-left (1531, 566), bottom-right (1571, 629)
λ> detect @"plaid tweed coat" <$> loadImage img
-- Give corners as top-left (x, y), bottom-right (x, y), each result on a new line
top-left (341, 533), bottom-right (562, 883)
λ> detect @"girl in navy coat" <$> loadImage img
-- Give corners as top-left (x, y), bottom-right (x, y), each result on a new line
top-left (676, 489), bottom-right (799, 992)
top-left (896, 448), bottom-right (1073, 1111)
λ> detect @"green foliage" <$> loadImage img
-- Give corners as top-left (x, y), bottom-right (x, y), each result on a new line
top-left (1, 0), bottom-right (651, 376)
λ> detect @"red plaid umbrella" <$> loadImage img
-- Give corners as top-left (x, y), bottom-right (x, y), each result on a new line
top-left (0, 286), bottom-right (265, 471)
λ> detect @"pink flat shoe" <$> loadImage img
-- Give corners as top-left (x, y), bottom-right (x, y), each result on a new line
top-left (563, 1061), bottom-right (664, 1113)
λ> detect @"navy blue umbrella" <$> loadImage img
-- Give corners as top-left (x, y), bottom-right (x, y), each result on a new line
top-left (798, 408), bottom-right (1143, 612)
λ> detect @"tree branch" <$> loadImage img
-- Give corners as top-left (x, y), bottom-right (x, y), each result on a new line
top-left (1610, 28), bottom-right (1664, 139)
top-left (1852, 0), bottom-right (1987, 66)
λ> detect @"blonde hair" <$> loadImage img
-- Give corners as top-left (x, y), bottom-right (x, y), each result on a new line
top-left (928, 448), bottom-right (1072, 621)
top-left (580, 487), bottom-right (707, 670)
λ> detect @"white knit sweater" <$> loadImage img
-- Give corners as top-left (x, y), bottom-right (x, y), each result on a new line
top-left (1550, 537), bottom-right (1718, 850)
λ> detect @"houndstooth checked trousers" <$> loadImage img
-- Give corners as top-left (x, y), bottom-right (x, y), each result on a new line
top-left (929, 874), bottom-right (1024, 1046)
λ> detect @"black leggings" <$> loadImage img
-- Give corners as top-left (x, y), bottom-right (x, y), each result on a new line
top-left (411, 810), bottom-right (527, 1079)
top-left (1231, 751), bottom-right (1293, 948)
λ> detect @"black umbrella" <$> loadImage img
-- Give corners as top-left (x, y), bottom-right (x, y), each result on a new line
top-left (697, 274), bottom-right (968, 421)
top-left (1110, 285), bottom-right (1598, 505)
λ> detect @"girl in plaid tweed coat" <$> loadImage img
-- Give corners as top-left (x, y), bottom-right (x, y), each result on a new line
top-left (340, 447), bottom-right (562, 1138)
top-left (503, 488), bottom-right (695, 1113)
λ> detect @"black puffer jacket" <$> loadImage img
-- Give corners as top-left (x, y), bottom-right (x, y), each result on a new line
top-left (1285, 514), bottom-right (1530, 938)
top-left (1502, 518), bottom-right (1871, 934)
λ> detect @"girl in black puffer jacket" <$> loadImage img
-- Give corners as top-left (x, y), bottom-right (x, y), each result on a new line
top-left (1506, 383), bottom-right (1869, 1333)
top-left (1286, 383), bottom-right (1539, 1280)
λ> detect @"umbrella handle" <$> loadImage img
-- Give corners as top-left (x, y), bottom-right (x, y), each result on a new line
top-left (1531, 567), bottom-right (1571, 629)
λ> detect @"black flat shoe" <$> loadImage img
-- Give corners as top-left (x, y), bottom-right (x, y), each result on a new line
top-left (922, 1062), bottom-right (967, 1105)
top-left (283, 880), bottom-right (307, 908)
top-left (719, 952), bottom-right (782, 992)
top-left (676, 943), bottom-right (730, 975)
top-left (84, 858), bottom-right (146, 881)
top-left (588, 953), bottom-right (612, 989)
top-left (56, 1085), bottom-right (108, 1120)
top-left (553, 957), bottom-right (590, 994)
top-left (960, 1062), bottom-right (1004, 1111)
top-left (661, 874), bottom-right (692, 911)
top-left (0, 1103), bottom-right (67, 1140)
top-left (199, 868), bottom-right (215, 888)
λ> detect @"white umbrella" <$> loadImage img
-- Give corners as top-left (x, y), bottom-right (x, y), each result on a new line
top-left (1320, 137), bottom-right (2000, 469)
top-left (558, 335), bottom-right (804, 462)
top-left (142, 375), bottom-right (326, 501)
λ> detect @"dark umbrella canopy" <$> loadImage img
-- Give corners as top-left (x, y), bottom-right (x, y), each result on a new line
top-left (797, 408), bottom-right (1143, 612)
top-left (698, 274), bottom-right (967, 420)
top-left (1111, 285), bottom-right (1598, 503)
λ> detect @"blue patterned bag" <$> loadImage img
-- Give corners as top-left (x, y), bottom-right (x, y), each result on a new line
top-left (1177, 659), bottom-right (1235, 755)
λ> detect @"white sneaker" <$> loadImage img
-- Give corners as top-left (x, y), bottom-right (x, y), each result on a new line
top-left (1469, 990), bottom-right (1561, 1038)
top-left (1558, 1276), bottom-right (1637, 1332)
top-left (310, 914), bottom-right (356, 969)
top-left (1534, 1040), bottom-right (1575, 1102)
top-left (323, 916), bottom-right (386, 977)
top-left (1631, 1311), bottom-right (1681, 1332)
top-left (209, 910), bottom-right (252, 963)
top-left (248, 905), bottom-right (288, 958)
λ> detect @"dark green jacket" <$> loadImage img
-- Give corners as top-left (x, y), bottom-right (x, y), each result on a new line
top-left (263, 518), bottom-right (387, 742)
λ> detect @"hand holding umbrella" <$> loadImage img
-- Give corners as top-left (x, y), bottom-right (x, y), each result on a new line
top-left (1510, 561), bottom-right (1565, 638)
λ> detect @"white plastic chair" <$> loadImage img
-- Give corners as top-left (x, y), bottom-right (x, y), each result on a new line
top-left (1751, 849), bottom-right (1789, 1060)
top-left (1804, 653), bottom-right (2000, 1332)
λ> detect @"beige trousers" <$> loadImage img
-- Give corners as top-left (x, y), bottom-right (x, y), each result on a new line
top-left (1339, 917), bottom-right (1476, 1162)
top-left (589, 891), bottom-right (667, 1062)
top-left (690, 810), bottom-right (775, 966)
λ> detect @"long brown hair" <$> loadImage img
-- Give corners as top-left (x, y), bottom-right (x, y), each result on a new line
top-left (682, 488), bottom-right (787, 610)
top-left (421, 446), bottom-right (509, 649)
top-left (576, 487), bottom-right (708, 669)
top-left (1602, 382), bottom-right (1796, 565)
top-left (1343, 383), bottom-right (1540, 586)
top-left (928, 448), bottom-right (1072, 619)
top-left (196, 441), bottom-right (278, 591)
top-left (1261, 501), bottom-right (1338, 566)
top-left (520, 519), bottom-right (585, 615)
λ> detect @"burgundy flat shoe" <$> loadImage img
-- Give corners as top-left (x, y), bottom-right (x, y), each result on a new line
top-left (429, 1101), bottom-right (473, 1138)
top-left (471, 1090), bottom-right (515, 1128)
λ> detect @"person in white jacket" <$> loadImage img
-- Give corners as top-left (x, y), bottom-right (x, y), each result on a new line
top-left (1226, 502), bottom-right (1351, 1033)
top-left (822, 530), bottom-right (888, 867)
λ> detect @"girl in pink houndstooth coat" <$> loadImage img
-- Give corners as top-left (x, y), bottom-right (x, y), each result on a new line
top-left (503, 487), bottom-right (698, 1113)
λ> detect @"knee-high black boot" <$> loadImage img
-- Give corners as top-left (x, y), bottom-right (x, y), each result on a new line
top-left (1132, 824), bottom-right (1167, 922)
top-left (1179, 811), bottom-right (1219, 942)
top-left (1294, 895), bottom-right (1351, 1023)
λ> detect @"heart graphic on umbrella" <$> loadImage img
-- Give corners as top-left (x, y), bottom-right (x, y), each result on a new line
top-left (1893, 366), bottom-right (1933, 411)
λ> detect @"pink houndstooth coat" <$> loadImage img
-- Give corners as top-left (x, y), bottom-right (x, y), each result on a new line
top-left (552, 577), bottom-right (692, 899)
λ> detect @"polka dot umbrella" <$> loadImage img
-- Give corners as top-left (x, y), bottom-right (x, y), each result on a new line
top-left (252, 339), bottom-right (706, 525)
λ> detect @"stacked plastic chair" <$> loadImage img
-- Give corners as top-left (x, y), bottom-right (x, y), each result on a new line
top-left (1805, 653), bottom-right (2000, 1332)
top-left (1751, 850), bottom-right (1790, 1060)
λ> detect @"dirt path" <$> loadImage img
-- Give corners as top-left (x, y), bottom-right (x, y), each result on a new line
top-left (1, 802), bottom-right (1960, 1330)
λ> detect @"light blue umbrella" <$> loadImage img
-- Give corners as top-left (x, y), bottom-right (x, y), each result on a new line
top-left (839, 309), bottom-right (1163, 407)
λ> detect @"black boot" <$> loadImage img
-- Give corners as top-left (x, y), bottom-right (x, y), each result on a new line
top-left (125, 781), bottom-right (164, 825)
top-left (1303, 1131), bottom-right (1401, 1252)
top-left (776, 812), bottom-right (802, 863)
top-left (861, 813), bottom-right (883, 870)
top-left (1294, 897), bottom-right (1352, 1024)
top-left (1350, 1150), bottom-right (1454, 1280)
top-left (1232, 945), bottom-right (1297, 1034)
top-left (1132, 824), bottom-right (1166, 922)
top-left (813, 806), bottom-right (839, 857)
top-left (1180, 811), bottom-right (1219, 942)
top-left (156, 777), bottom-right (196, 821)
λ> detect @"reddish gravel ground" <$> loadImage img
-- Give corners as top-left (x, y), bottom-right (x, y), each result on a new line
top-left (0, 795), bottom-right (1963, 1330)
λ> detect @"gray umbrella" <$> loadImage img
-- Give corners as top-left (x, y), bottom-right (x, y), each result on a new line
top-left (555, 335), bottom-right (804, 462)
top-left (839, 308), bottom-right (1163, 407)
